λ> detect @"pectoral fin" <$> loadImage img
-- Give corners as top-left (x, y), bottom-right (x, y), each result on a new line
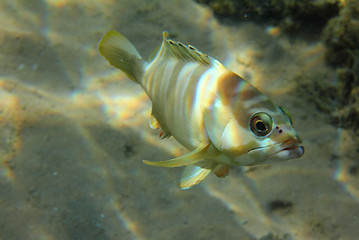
top-left (213, 164), bottom-right (229, 178)
top-left (143, 145), bottom-right (209, 167)
top-left (149, 115), bottom-right (160, 129)
top-left (150, 112), bottom-right (172, 139)
top-left (144, 144), bottom-right (230, 189)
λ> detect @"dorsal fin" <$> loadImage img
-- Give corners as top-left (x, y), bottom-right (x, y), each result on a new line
top-left (160, 31), bottom-right (212, 67)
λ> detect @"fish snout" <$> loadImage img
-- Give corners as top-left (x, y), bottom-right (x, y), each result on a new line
top-left (278, 137), bottom-right (304, 159)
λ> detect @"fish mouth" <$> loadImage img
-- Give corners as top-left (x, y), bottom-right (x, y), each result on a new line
top-left (247, 137), bottom-right (304, 164)
top-left (271, 138), bottom-right (304, 160)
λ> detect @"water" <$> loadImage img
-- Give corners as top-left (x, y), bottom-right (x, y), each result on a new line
top-left (0, 0), bottom-right (358, 239)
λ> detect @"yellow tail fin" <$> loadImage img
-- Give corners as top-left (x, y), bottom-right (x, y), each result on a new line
top-left (98, 30), bottom-right (143, 83)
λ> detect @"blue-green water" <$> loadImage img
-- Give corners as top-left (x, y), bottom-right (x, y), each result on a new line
top-left (0, 1), bottom-right (358, 240)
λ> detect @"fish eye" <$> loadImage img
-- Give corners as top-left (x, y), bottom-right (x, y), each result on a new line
top-left (250, 112), bottom-right (273, 136)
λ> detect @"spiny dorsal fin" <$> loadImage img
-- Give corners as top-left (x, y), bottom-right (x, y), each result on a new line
top-left (161, 31), bottom-right (211, 67)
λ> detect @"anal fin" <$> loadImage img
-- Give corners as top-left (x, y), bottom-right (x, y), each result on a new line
top-left (180, 162), bottom-right (229, 189)
top-left (180, 165), bottom-right (211, 189)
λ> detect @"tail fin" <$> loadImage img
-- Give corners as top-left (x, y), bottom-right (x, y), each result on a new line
top-left (98, 31), bottom-right (143, 83)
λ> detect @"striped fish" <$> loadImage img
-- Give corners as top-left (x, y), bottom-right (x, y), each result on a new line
top-left (98, 31), bottom-right (304, 189)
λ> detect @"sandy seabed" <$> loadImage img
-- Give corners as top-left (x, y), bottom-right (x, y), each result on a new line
top-left (0, 0), bottom-right (358, 240)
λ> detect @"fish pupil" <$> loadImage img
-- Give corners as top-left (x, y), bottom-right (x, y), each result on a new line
top-left (256, 121), bottom-right (267, 132)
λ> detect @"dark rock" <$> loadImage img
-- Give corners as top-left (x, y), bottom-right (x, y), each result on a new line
top-left (195, 0), bottom-right (340, 37)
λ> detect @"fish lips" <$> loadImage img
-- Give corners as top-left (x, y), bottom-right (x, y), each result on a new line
top-left (269, 138), bottom-right (304, 160)
top-left (247, 138), bottom-right (304, 164)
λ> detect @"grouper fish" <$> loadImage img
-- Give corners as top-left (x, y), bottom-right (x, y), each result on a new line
top-left (98, 30), bottom-right (304, 189)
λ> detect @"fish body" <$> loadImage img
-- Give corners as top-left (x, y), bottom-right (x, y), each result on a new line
top-left (98, 31), bottom-right (304, 189)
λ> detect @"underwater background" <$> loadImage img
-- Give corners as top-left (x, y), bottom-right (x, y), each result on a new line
top-left (0, 0), bottom-right (358, 239)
